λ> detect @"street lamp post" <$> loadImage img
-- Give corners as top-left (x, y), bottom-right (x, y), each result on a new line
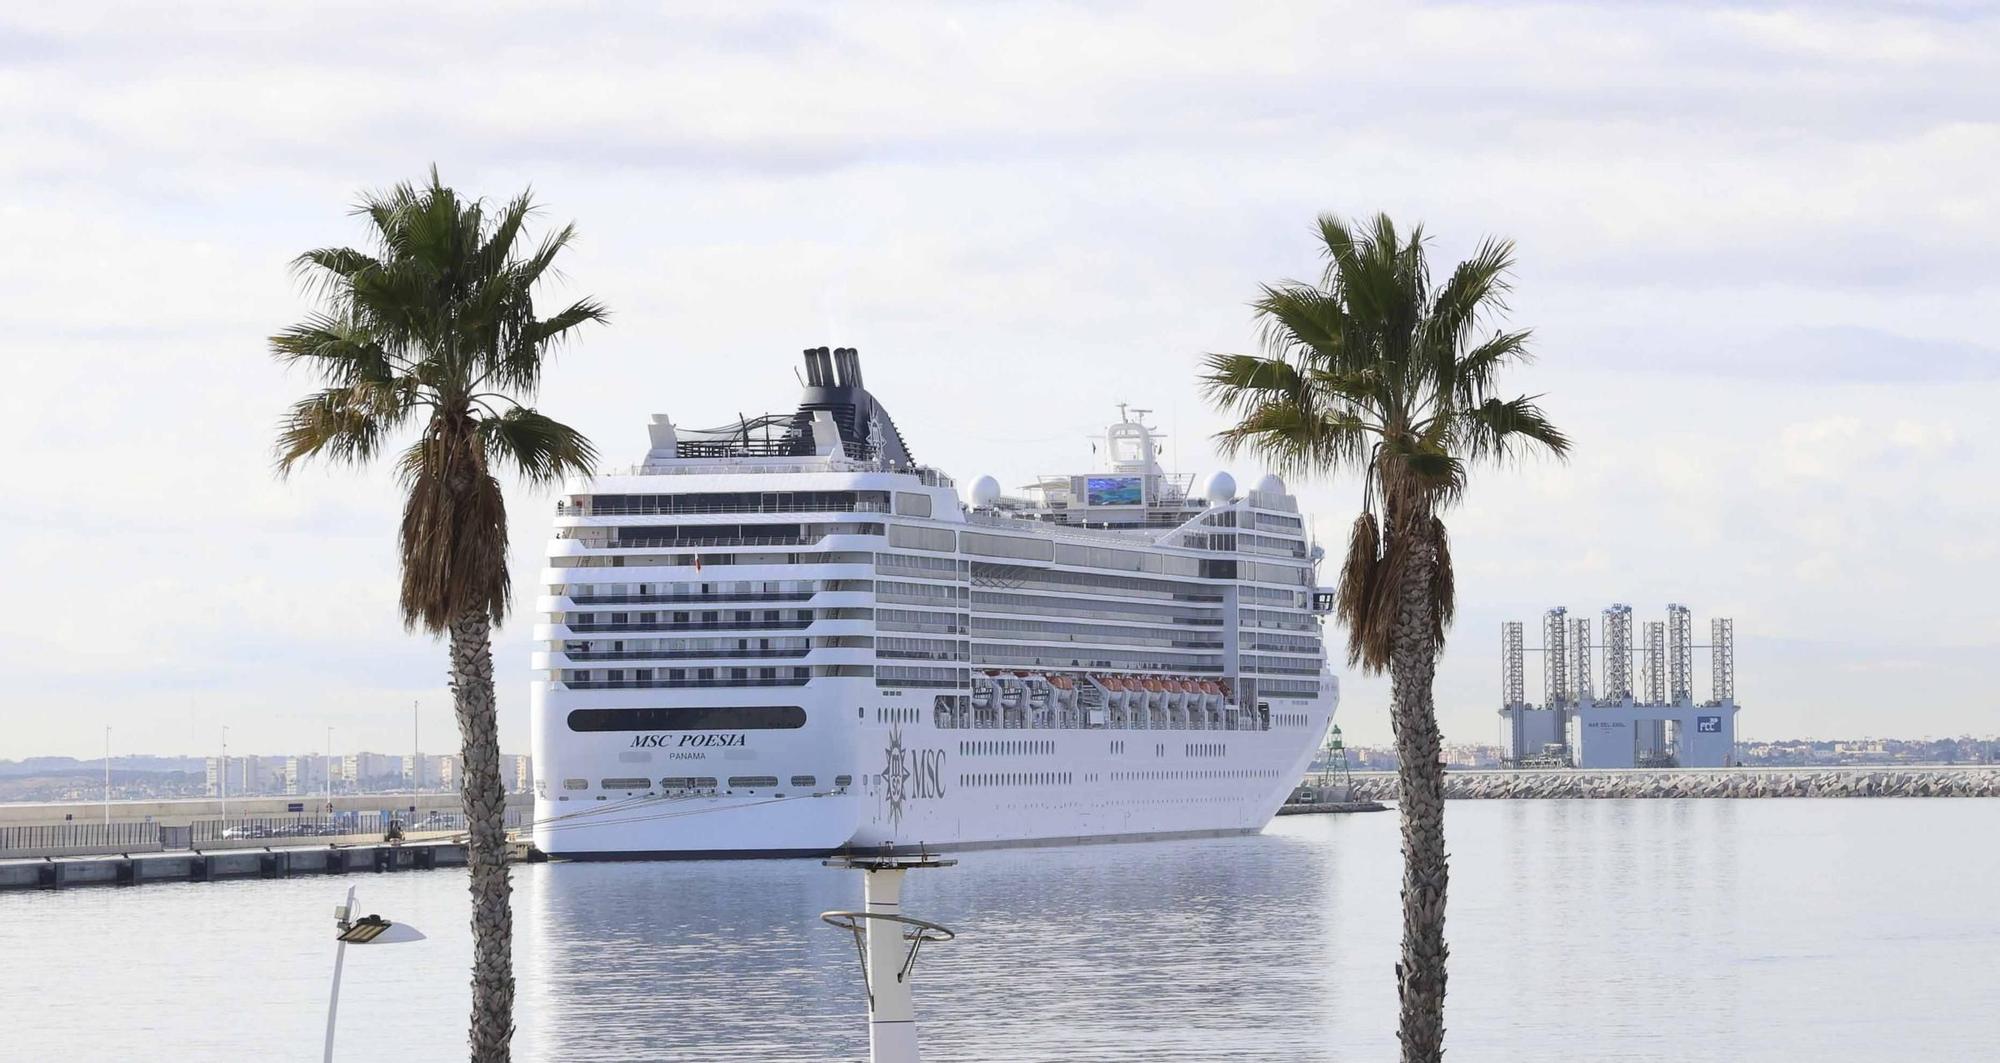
top-left (325, 885), bottom-right (425, 1062)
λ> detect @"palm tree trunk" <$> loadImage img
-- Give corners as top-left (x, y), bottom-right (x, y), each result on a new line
top-left (449, 608), bottom-right (515, 1063)
top-left (1389, 527), bottom-right (1448, 1063)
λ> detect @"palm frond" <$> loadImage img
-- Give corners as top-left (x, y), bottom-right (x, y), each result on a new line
top-left (479, 407), bottom-right (598, 486)
top-left (1429, 516), bottom-right (1454, 650)
top-left (1199, 353), bottom-right (1306, 414)
top-left (1212, 401), bottom-right (1374, 478)
top-left (1457, 394), bottom-right (1571, 464)
top-left (1251, 283), bottom-right (1347, 363)
top-left (1336, 512), bottom-right (1385, 669)
top-left (1449, 328), bottom-right (1533, 408)
top-left (275, 386), bottom-right (400, 474)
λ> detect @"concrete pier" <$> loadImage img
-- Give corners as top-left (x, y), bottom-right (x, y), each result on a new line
top-left (0, 841), bottom-right (468, 893)
top-left (1346, 765), bottom-right (2000, 801)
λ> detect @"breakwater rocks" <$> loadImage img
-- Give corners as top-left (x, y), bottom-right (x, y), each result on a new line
top-left (1346, 767), bottom-right (2000, 801)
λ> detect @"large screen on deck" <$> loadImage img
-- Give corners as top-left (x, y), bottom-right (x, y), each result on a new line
top-left (1085, 476), bottom-right (1144, 506)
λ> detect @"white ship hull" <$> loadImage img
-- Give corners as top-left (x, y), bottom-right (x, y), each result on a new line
top-left (532, 677), bottom-right (1336, 858)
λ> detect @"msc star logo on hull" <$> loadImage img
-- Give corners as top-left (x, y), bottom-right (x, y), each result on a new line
top-left (881, 724), bottom-right (912, 832)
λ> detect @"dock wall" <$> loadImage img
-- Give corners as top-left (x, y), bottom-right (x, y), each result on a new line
top-left (0, 841), bottom-right (470, 892)
top-left (1346, 766), bottom-right (2000, 801)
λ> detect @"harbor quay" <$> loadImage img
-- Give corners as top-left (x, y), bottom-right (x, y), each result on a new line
top-left (0, 792), bottom-right (533, 861)
top-left (1346, 764), bottom-right (2000, 801)
top-left (0, 839), bottom-right (474, 891)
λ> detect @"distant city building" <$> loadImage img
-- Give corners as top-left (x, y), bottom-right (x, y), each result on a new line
top-left (283, 754), bottom-right (333, 795)
top-left (437, 753), bottom-right (530, 793)
top-left (205, 755), bottom-right (282, 796)
top-left (339, 752), bottom-right (403, 791)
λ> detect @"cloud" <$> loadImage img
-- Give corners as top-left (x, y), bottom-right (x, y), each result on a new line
top-left (0, 0), bottom-right (1996, 756)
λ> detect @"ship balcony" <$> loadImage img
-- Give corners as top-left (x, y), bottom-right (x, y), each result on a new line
top-left (533, 589), bottom-right (872, 613)
top-left (533, 616), bottom-right (877, 642)
top-left (969, 604), bottom-right (1224, 628)
top-left (968, 630), bottom-right (1226, 652)
top-left (555, 500), bottom-right (890, 518)
top-left (550, 534), bottom-right (815, 554)
top-left (539, 562), bottom-right (876, 584)
top-left (557, 676), bottom-right (812, 691)
top-left (533, 644), bottom-right (877, 670)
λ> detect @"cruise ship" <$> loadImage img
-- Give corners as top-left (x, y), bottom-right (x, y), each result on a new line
top-left (529, 347), bottom-right (1339, 858)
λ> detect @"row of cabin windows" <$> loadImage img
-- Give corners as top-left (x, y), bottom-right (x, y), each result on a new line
top-left (960, 739), bottom-right (1054, 756)
top-left (961, 772), bottom-right (1073, 787)
top-left (564, 667), bottom-right (806, 682)
top-left (579, 491), bottom-right (886, 515)
top-left (561, 774), bottom-right (853, 795)
top-left (568, 609), bottom-right (794, 625)
top-left (1110, 768), bottom-right (1281, 782)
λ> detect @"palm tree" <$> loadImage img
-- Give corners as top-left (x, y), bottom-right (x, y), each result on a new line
top-left (1202, 213), bottom-right (1567, 1063)
top-left (270, 170), bottom-right (605, 1062)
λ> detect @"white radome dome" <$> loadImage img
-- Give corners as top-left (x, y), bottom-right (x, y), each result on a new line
top-left (1202, 471), bottom-right (1236, 505)
top-left (971, 475), bottom-right (1002, 507)
top-left (1253, 473), bottom-right (1285, 496)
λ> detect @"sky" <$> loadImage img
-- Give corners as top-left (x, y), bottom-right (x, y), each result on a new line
top-left (1, 1), bottom-right (1995, 760)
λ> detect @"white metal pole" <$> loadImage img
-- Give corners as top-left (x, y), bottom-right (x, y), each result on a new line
top-left (220, 725), bottom-right (229, 827)
top-left (325, 884), bottom-right (356, 1063)
top-left (103, 726), bottom-right (111, 826)
top-left (326, 727), bottom-right (334, 827)
top-left (863, 867), bottom-right (920, 1063)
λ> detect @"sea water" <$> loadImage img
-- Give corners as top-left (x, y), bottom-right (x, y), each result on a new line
top-left (3, 799), bottom-right (1996, 1061)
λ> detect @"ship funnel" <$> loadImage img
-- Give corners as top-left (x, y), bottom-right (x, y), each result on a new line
top-left (802, 347), bottom-right (827, 387)
top-left (833, 346), bottom-right (863, 388)
top-left (808, 346), bottom-right (836, 388)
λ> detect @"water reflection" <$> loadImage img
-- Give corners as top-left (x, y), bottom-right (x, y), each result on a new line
top-left (517, 823), bottom-right (1379, 1061)
top-left (4, 802), bottom-right (1996, 1062)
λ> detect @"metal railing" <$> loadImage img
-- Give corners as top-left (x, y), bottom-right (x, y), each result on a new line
top-left (558, 501), bottom-right (891, 517)
top-left (562, 647), bottom-right (812, 661)
top-left (0, 819), bottom-right (160, 855)
top-left (604, 460), bottom-right (955, 488)
top-left (561, 677), bottom-right (813, 690)
top-left (0, 808), bottom-right (531, 858)
top-left (568, 592), bottom-right (818, 605)
top-left (564, 619), bottom-right (815, 633)
top-left (564, 535), bottom-right (817, 549)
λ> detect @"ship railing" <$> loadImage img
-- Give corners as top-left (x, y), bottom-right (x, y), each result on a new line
top-left (970, 630), bottom-right (1225, 651)
top-left (561, 648), bottom-right (812, 662)
top-left (562, 620), bottom-right (816, 633)
top-left (962, 510), bottom-right (1182, 546)
top-left (561, 535), bottom-right (828, 549)
top-left (557, 501), bottom-right (891, 517)
top-left (568, 592), bottom-right (818, 605)
top-left (601, 460), bottom-right (955, 487)
top-left (973, 604), bottom-right (1223, 626)
top-left (559, 677), bottom-right (813, 690)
